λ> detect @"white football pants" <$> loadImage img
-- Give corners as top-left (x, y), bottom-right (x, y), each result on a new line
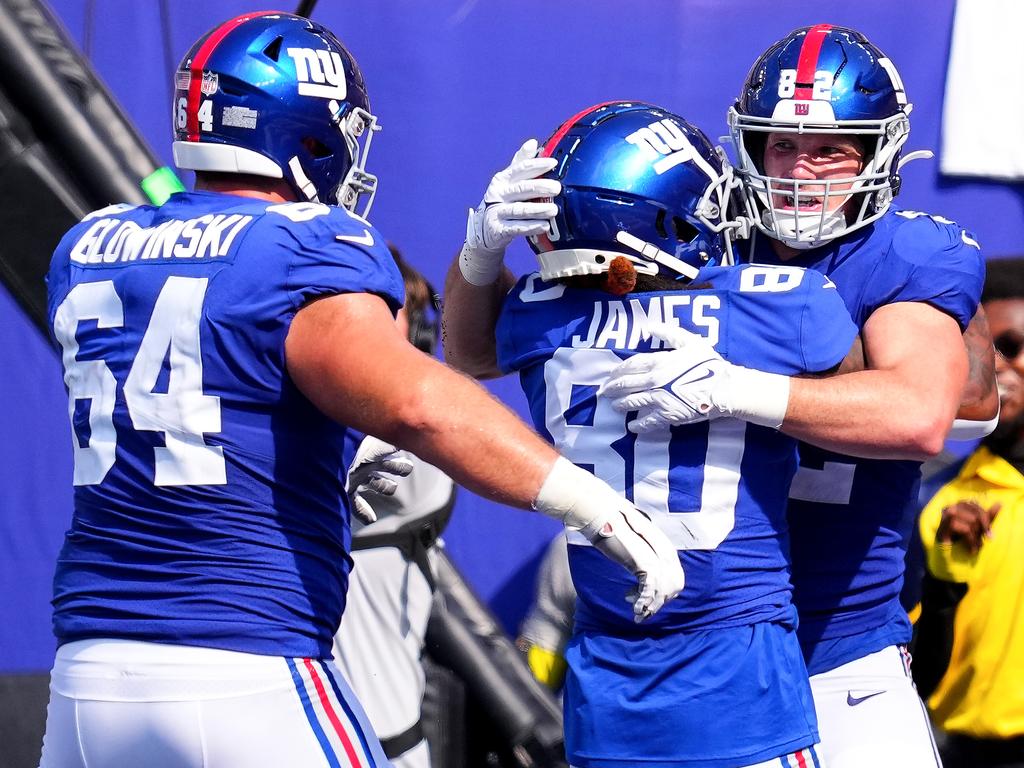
top-left (811, 645), bottom-right (941, 767)
top-left (38, 639), bottom-right (389, 768)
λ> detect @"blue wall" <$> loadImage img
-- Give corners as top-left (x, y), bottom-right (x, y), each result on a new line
top-left (3, 0), bottom-right (1020, 671)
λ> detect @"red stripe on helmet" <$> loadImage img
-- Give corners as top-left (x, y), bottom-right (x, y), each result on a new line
top-left (534, 101), bottom-right (625, 251)
top-left (539, 100), bottom-right (624, 158)
top-left (793, 23), bottom-right (832, 100)
top-left (185, 11), bottom-right (283, 141)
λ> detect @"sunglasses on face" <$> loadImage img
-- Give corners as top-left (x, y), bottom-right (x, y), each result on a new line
top-left (994, 330), bottom-right (1024, 361)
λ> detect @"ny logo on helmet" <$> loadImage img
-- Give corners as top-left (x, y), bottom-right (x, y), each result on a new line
top-left (286, 47), bottom-right (348, 100)
top-left (625, 119), bottom-right (697, 175)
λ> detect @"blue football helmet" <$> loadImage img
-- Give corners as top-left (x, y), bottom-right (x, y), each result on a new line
top-left (172, 12), bottom-right (380, 216)
top-left (728, 24), bottom-right (928, 248)
top-left (530, 101), bottom-right (746, 283)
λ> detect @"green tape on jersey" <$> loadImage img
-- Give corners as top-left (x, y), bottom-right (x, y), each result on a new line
top-left (141, 166), bottom-right (186, 205)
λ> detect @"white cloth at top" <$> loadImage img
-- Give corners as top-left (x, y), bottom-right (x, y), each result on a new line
top-left (941, 0), bottom-right (1024, 179)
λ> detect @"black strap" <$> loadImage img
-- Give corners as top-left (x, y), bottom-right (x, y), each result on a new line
top-left (381, 719), bottom-right (424, 759)
top-left (911, 572), bottom-right (968, 699)
top-left (351, 488), bottom-right (456, 588)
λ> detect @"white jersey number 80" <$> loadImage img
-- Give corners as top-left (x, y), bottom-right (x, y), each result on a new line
top-left (543, 346), bottom-right (745, 550)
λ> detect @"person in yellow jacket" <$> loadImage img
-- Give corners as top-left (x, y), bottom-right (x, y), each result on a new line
top-left (915, 257), bottom-right (1024, 768)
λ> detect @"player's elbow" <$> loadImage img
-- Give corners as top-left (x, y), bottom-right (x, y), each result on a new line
top-left (888, 376), bottom-right (962, 458)
top-left (378, 373), bottom-right (461, 450)
top-left (376, 390), bottom-right (434, 445)
top-left (864, 404), bottom-right (950, 460)
top-left (911, 431), bottom-right (947, 461)
top-left (900, 415), bottom-right (949, 459)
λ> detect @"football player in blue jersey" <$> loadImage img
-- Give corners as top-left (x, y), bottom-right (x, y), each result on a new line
top-left (37, 14), bottom-right (685, 768)
top-left (600, 25), bottom-right (998, 768)
top-left (447, 100), bottom-right (859, 767)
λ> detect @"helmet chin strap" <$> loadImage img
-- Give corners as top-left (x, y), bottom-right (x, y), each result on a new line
top-left (615, 231), bottom-right (700, 279)
top-left (288, 156), bottom-right (319, 202)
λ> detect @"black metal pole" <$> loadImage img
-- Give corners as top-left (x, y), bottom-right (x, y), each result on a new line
top-left (295, 0), bottom-right (319, 19)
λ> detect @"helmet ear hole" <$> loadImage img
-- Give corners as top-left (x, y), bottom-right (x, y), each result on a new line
top-left (262, 36), bottom-right (283, 61)
top-left (673, 217), bottom-right (698, 244)
top-left (302, 137), bottom-right (333, 159)
top-left (743, 132), bottom-right (767, 171)
top-left (654, 209), bottom-right (668, 239)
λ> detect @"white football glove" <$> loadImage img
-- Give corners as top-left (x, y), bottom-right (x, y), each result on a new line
top-left (533, 457), bottom-right (685, 622)
top-left (346, 436), bottom-right (415, 525)
top-left (459, 139), bottom-right (561, 286)
top-left (599, 323), bottom-right (791, 433)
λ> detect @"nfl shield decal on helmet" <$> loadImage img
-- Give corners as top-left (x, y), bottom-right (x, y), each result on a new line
top-left (201, 71), bottom-right (219, 96)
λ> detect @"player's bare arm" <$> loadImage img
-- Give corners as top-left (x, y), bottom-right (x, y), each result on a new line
top-left (783, 301), bottom-right (967, 458)
top-left (288, 291), bottom-right (558, 504)
top-left (767, 307), bottom-right (990, 425)
top-left (955, 306), bottom-right (998, 421)
top-left (442, 140), bottom-right (560, 379)
top-left (603, 301), bottom-right (966, 461)
top-left (442, 257), bottom-right (515, 379)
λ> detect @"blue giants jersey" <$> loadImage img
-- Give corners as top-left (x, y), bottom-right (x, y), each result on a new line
top-left (46, 191), bottom-right (403, 659)
top-left (496, 264), bottom-right (857, 633)
top-left (749, 207), bottom-right (985, 675)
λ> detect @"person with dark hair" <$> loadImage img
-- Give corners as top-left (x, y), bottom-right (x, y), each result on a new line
top-left (37, 13), bottom-right (684, 767)
top-left (389, 245), bottom-right (442, 355)
top-left (913, 256), bottom-right (1024, 768)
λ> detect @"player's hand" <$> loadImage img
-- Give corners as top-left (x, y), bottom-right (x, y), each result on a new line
top-left (579, 500), bottom-right (686, 622)
top-left (600, 324), bottom-right (731, 431)
top-left (600, 323), bottom-right (790, 432)
top-left (533, 457), bottom-right (684, 622)
top-left (937, 500), bottom-right (999, 554)
top-left (346, 436), bottom-right (414, 525)
top-left (459, 139), bottom-right (561, 286)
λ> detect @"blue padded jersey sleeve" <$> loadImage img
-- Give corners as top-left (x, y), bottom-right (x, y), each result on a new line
top-left (796, 268), bottom-right (859, 373)
top-left (275, 204), bottom-right (404, 314)
top-left (871, 211), bottom-right (985, 331)
top-left (496, 273), bottom-right (575, 375)
top-left (711, 264), bottom-right (857, 375)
